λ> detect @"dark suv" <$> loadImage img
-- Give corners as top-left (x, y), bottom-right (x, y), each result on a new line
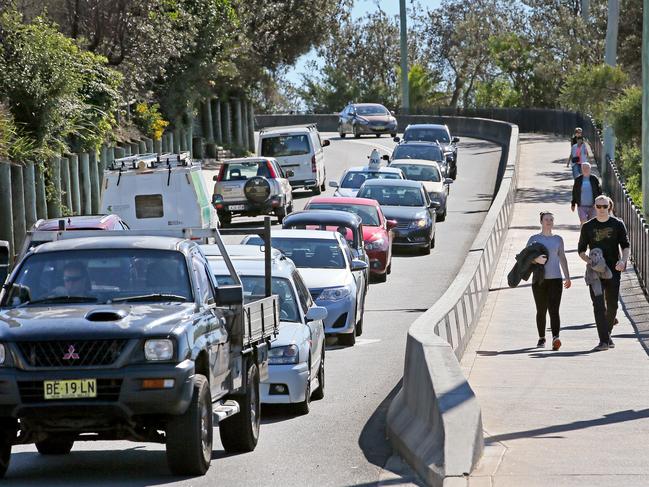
top-left (394, 124), bottom-right (460, 179)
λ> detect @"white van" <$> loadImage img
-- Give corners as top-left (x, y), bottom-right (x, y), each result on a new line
top-left (100, 152), bottom-right (218, 230)
top-left (257, 124), bottom-right (330, 194)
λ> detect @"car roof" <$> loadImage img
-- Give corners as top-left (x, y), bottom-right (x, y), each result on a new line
top-left (404, 123), bottom-right (449, 130)
top-left (283, 210), bottom-right (362, 227)
top-left (390, 159), bottom-right (442, 169)
top-left (360, 178), bottom-right (424, 188)
top-left (259, 126), bottom-right (313, 135)
top-left (32, 215), bottom-right (120, 231)
top-left (267, 229), bottom-right (341, 240)
top-left (204, 245), bottom-right (296, 278)
top-left (30, 236), bottom-right (188, 253)
top-left (223, 157), bottom-right (274, 164)
top-left (307, 196), bottom-right (379, 207)
top-left (351, 103), bottom-right (387, 108)
top-left (395, 140), bottom-right (443, 148)
top-left (345, 165), bottom-right (403, 174)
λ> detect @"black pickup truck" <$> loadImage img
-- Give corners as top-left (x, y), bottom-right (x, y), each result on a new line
top-left (0, 227), bottom-right (278, 477)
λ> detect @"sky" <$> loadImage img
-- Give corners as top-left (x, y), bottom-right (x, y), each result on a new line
top-left (284, 1), bottom-right (414, 86)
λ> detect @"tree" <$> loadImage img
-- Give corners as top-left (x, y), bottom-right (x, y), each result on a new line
top-left (559, 64), bottom-right (628, 120)
top-left (402, 64), bottom-right (445, 112)
top-left (609, 86), bottom-right (642, 145)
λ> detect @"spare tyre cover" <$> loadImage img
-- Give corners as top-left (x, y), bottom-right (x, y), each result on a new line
top-left (244, 176), bottom-right (271, 204)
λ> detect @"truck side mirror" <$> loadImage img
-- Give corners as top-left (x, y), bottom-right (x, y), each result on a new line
top-left (215, 284), bottom-right (243, 306)
top-left (0, 241), bottom-right (9, 285)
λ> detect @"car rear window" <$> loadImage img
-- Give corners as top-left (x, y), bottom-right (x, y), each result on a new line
top-left (392, 144), bottom-right (443, 161)
top-left (391, 164), bottom-right (441, 182)
top-left (404, 128), bottom-right (450, 143)
top-left (261, 135), bottom-right (311, 157)
top-left (244, 238), bottom-right (345, 269)
top-left (307, 203), bottom-right (380, 226)
top-left (358, 185), bottom-right (424, 207)
top-left (222, 161), bottom-right (270, 180)
top-left (340, 171), bottom-right (401, 189)
top-left (135, 194), bottom-right (164, 218)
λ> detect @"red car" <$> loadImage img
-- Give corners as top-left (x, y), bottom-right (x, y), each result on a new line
top-left (304, 197), bottom-right (396, 282)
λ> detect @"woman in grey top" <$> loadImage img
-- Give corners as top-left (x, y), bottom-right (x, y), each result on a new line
top-left (526, 212), bottom-right (571, 350)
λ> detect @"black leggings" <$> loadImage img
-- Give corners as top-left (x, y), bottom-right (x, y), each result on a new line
top-left (532, 278), bottom-right (563, 337)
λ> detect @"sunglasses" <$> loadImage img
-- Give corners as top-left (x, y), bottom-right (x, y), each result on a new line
top-left (63, 274), bottom-right (84, 282)
top-left (595, 204), bottom-right (609, 209)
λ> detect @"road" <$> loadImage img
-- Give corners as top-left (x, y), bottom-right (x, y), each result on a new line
top-left (9, 133), bottom-right (501, 486)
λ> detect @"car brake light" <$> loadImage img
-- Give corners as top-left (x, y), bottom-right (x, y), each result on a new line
top-left (267, 160), bottom-right (277, 178)
top-left (216, 164), bottom-right (226, 182)
top-left (311, 155), bottom-right (317, 173)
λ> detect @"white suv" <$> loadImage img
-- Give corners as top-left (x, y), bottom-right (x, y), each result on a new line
top-left (258, 124), bottom-right (330, 194)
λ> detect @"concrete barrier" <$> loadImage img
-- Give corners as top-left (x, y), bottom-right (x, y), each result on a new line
top-left (255, 113), bottom-right (519, 486)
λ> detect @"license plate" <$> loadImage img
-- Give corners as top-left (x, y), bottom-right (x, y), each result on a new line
top-left (228, 205), bottom-right (246, 211)
top-left (373, 125), bottom-right (385, 130)
top-left (44, 379), bottom-right (97, 400)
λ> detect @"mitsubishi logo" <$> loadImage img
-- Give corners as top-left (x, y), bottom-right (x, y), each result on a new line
top-left (63, 345), bottom-right (80, 360)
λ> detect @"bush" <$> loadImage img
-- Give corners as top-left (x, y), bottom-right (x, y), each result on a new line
top-left (0, 11), bottom-right (122, 160)
top-left (617, 143), bottom-right (642, 208)
top-left (133, 103), bottom-right (169, 140)
top-left (609, 86), bottom-right (641, 145)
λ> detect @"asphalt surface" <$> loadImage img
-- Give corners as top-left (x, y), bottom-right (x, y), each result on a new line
top-left (9, 133), bottom-right (501, 486)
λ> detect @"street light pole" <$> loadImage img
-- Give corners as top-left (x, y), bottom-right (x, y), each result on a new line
top-left (399, 0), bottom-right (410, 114)
top-left (643, 0), bottom-right (649, 217)
top-left (602, 0), bottom-right (619, 185)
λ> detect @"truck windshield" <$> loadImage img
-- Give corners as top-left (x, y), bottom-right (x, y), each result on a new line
top-left (214, 275), bottom-right (299, 323)
top-left (2, 249), bottom-right (193, 307)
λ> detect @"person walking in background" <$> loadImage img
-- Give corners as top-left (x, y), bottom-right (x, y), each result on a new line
top-left (578, 195), bottom-right (630, 351)
top-left (567, 136), bottom-right (589, 179)
top-left (527, 212), bottom-right (571, 350)
top-left (571, 162), bottom-right (602, 225)
top-left (571, 127), bottom-right (583, 145)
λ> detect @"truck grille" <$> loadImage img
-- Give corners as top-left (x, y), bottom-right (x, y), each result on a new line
top-left (16, 340), bottom-right (128, 368)
top-left (18, 379), bottom-right (123, 403)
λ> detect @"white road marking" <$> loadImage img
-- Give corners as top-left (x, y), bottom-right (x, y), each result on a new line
top-left (354, 338), bottom-right (382, 346)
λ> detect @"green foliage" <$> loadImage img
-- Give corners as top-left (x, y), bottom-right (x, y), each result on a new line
top-left (134, 103), bottom-right (170, 140)
top-left (404, 64), bottom-right (445, 111)
top-left (0, 11), bottom-right (122, 160)
top-left (617, 143), bottom-right (642, 208)
top-left (474, 79), bottom-right (522, 108)
top-left (0, 104), bottom-right (34, 162)
top-left (609, 86), bottom-right (642, 145)
top-left (559, 64), bottom-right (628, 120)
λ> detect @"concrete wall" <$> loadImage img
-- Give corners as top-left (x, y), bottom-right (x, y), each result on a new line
top-left (256, 113), bottom-right (519, 486)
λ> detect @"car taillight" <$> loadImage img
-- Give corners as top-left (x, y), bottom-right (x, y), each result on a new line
top-left (267, 160), bottom-right (277, 178)
top-left (216, 164), bottom-right (225, 182)
top-left (311, 155), bottom-right (317, 173)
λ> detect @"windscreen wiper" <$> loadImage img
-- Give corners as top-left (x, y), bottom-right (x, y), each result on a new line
top-left (19, 296), bottom-right (98, 306)
top-left (111, 293), bottom-right (188, 303)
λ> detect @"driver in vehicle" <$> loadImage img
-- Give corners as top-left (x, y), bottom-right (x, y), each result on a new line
top-left (53, 261), bottom-right (91, 296)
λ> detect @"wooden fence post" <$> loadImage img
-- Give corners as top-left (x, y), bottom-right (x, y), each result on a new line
top-left (35, 164), bottom-right (47, 220)
top-left (212, 98), bottom-right (222, 145)
top-left (10, 164), bottom-right (26, 251)
top-left (89, 151), bottom-right (100, 214)
top-left (79, 153), bottom-right (92, 214)
top-left (60, 157), bottom-right (72, 214)
top-left (0, 163), bottom-right (14, 254)
top-left (22, 163), bottom-right (37, 230)
top-left (221, 100), bottom-right (232, 145)
top-left (247, 101), bottom-right (256, 152)
top-left (47, 157), bottom-right (62, 218)
top-left (69, 154), bottom-right (81, 215)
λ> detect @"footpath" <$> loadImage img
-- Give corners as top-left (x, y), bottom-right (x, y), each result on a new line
top-left (461, 134), bottom-right (649, 487)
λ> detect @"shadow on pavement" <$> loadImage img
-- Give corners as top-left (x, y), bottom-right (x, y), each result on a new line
top-left (516, 187), bottom-right (572, 204)
top-left (358, 379), bottom-right (402, 472)
top-left (485, 407), bottom-right (649, 444)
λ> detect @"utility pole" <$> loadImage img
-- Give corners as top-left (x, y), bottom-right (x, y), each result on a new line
top-left (582, 0), bottom-right (590, 19)
top-left (602, 0), bottom-right (619, 185)
top-left (643, 0), bottom-right (649, 217)
top-left (399, 0), bottom-right (410, 114)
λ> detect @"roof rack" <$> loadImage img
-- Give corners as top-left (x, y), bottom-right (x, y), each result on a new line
top-left (107, 152), bottom-right (193, 171)
top-left (258, 124), bottom-right (318, 133)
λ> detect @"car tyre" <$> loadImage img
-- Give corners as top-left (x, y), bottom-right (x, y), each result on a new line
top-left (420, 243), bottom-right (431, 255)
top-left (320, 180), bottom-right (326, 192)
top-left (0, 419), bottom-right (16, 478)
top-left (436, 211), bottom-right (446, 222)
top-left (375, 271), bottom-right (387, 283)
top-left (312, 184), bottom-right (322, 195)
top-left (166, 374), bottom-right (212, 476)
top-left (375, 134), bottom-right (381, 138)
top-left (35, 438), bottom-right (74, 455)
top-left (311, 351), bottom-right (325, 401)
top-left (431, 235), bottom-right (436, 248)
top-left (339, 125), bottom-right (346, 138)
top-left (219, 212), bottom-right (232, 227)
top-left (353, 126), bottom-right (361, 139)
top-left (275, 206), bottom-right (287, 224)
top-left (386, 262), bottom-right (392, 274)
top-left (219, 362), bottom-right (260, 453)
top-left (293, 363), bottom-right (311, 415)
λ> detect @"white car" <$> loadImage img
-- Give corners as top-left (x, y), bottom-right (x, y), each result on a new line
top-left (242, 229), bottom-right (368, 346)
top-left (203, 245), bottom-right (327, 414)
top-left (328, 158), bottom-right (404, 198)
top-left (258, 124), bottom-right (330, 194)
top-left (388, 159), bottom-right (453, 222)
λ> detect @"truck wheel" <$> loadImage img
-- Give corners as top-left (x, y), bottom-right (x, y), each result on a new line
top-left (0, 419), bottom-right (16, 479)
top-left (219, 362), bottom-right (260, 453)
top-left (339, 331), bottom-right (356, 346)
top-left (311, 351), bottom-right (325, 400)
top-left (35, 438), bottom-right (74, 455)
top-left (166, 375), bottom-right (212, 476)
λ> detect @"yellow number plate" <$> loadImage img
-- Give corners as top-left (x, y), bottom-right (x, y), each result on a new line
top-left (43, 379), bottom-right (97, 400)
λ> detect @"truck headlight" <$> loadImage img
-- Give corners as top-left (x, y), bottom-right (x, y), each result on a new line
top-left (366, 237), bottom-right (387, 251)
top-left (268, 345), bottom-right (299, 365)
top-left (317, 286), bottom-right (351, 301)
top-left (409, 218), bottom-right (429, 229)
top-left (144, 339), bottom-right (174, 361)
top-left (0, 344), bottom-right (5, 365)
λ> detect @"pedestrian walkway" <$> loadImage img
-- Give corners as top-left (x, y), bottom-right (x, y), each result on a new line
top-left (461, 134), bottom-right (649, 487)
